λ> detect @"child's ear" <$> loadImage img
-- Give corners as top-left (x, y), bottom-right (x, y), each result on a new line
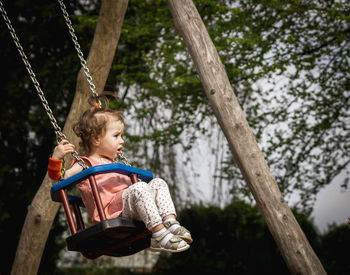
top-left (92, 137), bottom-right (100, 146)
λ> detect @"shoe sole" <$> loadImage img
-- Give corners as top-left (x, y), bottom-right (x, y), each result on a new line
top-left (150, 243), bottom-right (190, 253)
top-left (179, 235), bottom-right (193, 244)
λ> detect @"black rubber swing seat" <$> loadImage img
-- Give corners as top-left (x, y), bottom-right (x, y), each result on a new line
top-left (50, 163), bottom-right (153, 259)
top-left (67, 217), bottom-right (151, 258)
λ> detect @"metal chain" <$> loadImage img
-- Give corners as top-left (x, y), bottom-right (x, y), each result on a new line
top-left (0, 1), bottom-right (89, 170)
top-left (57, 1), bottom-right (133, 166)
top-left (58, 0), bottom-right (132, 166)
top-left (115, 152), bottom-right (141, 182)
top-left (57, 0), bottom-right (98, 98)
top-left (115, 152), bottom-right (132, 166)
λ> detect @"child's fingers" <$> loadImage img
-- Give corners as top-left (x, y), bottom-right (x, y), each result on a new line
top-left (59, 139), bottom-right (69, 145)
top-left (58, 140), bottom-right (74, 149)
top-left (63, 144), bottom-right (75, 152)
top-left (55, 142), bottom-right (75, 156)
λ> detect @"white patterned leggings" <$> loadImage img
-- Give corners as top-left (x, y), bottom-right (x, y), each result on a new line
top-left (121, 178), bottom-right (177, 230)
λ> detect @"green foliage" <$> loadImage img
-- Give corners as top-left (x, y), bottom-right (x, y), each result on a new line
top-left (319, 223), bottom-right (350, 274)
top-left (153, 201), bottom-right (348, 275)
top-left (153, 201), bottom-right (290, 274)
top-left (206, 0), bottom-right (350, 209)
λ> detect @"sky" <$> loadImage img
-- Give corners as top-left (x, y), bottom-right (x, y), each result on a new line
top-left (311, 168), bottom-right (350, 232)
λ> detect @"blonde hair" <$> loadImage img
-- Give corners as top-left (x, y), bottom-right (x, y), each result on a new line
top-left (73, 95), bottom-right (123, 155)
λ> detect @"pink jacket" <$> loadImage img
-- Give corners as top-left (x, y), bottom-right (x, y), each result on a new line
top-left (75, 156), bottom-right (131, 223)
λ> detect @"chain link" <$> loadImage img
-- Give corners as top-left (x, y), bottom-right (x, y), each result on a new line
top-left (115, 152), bottom-right (132, 166)
top-left (57, 0), bottom-right (98, 98)
top-left (0, 1), bottom-right (89, 170)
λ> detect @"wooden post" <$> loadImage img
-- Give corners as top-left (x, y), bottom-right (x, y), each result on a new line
top-left (166, 1), bottom-right (326, 274)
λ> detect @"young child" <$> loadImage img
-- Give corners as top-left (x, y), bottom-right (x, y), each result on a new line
top-left (48, 96), bottom-right (192, 253)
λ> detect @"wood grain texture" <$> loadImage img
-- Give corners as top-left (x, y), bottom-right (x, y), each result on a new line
top-left (167, 1), bottom-right (326, 274)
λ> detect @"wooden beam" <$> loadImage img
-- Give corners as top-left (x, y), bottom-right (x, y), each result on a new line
top-left (166, 1), bottom-right (326, 274)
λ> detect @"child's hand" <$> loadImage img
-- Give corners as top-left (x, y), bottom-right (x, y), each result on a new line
top-left (52, 139), bottom-right (75, 160)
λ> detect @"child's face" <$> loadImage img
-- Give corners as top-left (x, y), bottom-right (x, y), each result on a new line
top-left (94, 117), bottom-right (124, 160)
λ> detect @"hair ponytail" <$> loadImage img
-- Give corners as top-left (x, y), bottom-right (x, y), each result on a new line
top-left (88, 95), bottom-right (109, 111)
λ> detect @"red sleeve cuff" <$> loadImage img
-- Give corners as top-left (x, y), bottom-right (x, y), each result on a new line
top-left (48, 158), bottom-right (62, 180)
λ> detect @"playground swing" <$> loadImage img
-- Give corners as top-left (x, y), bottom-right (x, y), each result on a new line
top-left (0, 1), bottom-right (153, 259)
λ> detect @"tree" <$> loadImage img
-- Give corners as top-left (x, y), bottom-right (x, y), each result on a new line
top-left (211, 0), bottom-right (350, 209)
top-left (319, 223), bottom-right (350, 273)
top-left (154, 201), bottom-right (323, 274)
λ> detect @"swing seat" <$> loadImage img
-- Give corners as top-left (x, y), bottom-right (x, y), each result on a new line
top-left (51, 163), bottom-right (153, 202)
top-left (50, 163), bottom-right (153, 259)
top-left (67, 217), bottom-right (151, 259)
